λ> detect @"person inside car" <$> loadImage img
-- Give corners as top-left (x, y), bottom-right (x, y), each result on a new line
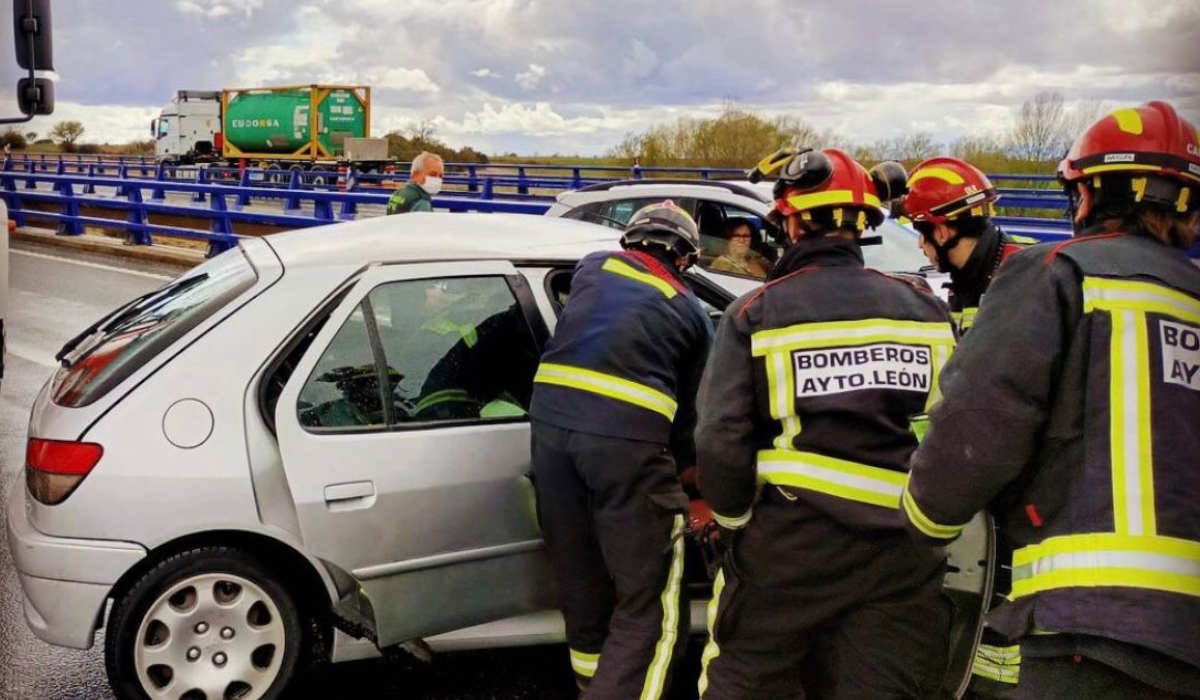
top-left (710, 219), bottom-right (771, 278)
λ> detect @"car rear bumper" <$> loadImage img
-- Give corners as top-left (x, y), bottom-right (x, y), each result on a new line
top-left (5, 480), bottom-right (147, 649)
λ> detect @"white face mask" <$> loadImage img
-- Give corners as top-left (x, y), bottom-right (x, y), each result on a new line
top-left (421, 175), bottom-right (443, 196)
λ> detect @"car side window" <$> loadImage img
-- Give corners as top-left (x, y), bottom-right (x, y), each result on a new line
top-left (298, 305), bottom-right (385, 430)
top-left (565, 197), bottom-right (696, 230)
top-left (297, 275), bottom-right (539, 431)
top-left (696, 202), bottom-right (779, 280)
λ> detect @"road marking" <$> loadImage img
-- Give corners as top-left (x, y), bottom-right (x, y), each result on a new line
top-left (10, 249), bottom-right (173, 281)
top-left (5, 341), bottom-right (58, 369)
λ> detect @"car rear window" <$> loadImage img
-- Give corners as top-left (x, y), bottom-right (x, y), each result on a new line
top-left (51, 249), bottom-right (258, 407)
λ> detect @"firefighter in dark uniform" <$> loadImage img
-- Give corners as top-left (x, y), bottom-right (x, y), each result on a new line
top-left (900, 100), bottom-right (1200, 699)
top-left (695, 148), bottom-right (956, 699)
top-left (901, 157), bottom-right (1036, 334)
top-left (529, 200), bottom-right (712, 699)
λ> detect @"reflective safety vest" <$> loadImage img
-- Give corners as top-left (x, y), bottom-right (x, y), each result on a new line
top-left (529, 250), bottom-right (712, 450)
top-left (902, 233), bottom-right (1200, 670)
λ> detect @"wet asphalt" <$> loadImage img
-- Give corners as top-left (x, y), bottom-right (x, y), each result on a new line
top-left (0, 246), bottom-right (703, 699)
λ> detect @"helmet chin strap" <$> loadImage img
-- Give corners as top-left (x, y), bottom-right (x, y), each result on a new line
top-left (925, 229), bottom-right (964, 273)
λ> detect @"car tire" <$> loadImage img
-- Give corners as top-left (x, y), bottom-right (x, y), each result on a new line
top-left (105, 546), bottom-right (309, 700)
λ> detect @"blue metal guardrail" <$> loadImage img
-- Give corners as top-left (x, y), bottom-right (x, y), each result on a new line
top-left (0, 170), bottom-right (549, 256)
top-left (8, 154), bottom-right (1190, 259)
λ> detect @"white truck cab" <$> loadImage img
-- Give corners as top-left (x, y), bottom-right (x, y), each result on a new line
top-left (151, 90), bottom-right (221, 163)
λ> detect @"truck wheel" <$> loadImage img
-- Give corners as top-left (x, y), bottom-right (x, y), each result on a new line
top-left (105, 546), bottom-right (309, 700)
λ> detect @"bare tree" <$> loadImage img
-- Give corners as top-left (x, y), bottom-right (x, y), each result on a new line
top-left (1009, 92), bottom-right (1070, 161)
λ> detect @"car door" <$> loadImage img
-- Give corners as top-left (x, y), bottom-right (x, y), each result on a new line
top-left (273, 260), bottom-right (554, 647)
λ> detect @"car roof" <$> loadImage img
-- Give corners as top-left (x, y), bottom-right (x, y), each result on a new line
top-left (261, 213), bottom-right (620, 269)
top-left (573, 178), bottom-right (771, 202)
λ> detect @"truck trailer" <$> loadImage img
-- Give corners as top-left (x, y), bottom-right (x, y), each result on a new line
top-left (152, 85), bottom-right (389, 173)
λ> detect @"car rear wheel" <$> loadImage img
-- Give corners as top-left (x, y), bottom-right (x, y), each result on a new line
top-left (105, 546), bottom-right (307, 700)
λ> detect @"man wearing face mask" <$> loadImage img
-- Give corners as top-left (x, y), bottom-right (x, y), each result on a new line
top-left (387, 151), bottom-right (443, 214)
top-left (901, 158), bottom-right (1035, 334)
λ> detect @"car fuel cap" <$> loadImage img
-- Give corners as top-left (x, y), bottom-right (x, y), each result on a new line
top-left (162, 398), bottom-right (214, 449)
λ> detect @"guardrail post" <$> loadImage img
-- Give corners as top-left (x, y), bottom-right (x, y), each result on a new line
top-left (57, 181), bottom-right (82, 235)
top-left (151, 164), bottom-right (167, 200)
top-left (466, 165), bottom-right (478, 193)
top-left (116, 164), bottom-right (131, 197)
top-left (338, 195), bottom-right (357, 220)
top-left (24, 161), bottom-right (36, 189)
top-left (482, 177), bottom-right (494, 200)
top-left (632, 164), bottom-right (643, 180)
top-left (1, 168), bottom-right (24, 227)
top-left (237, 168), bottom-right (252, 207)
top-left (83, 164), bottom-right (96, 193)
top-left (517, 166), bottom-right (528, 195)
top-left (571, 168), bottom-right (582, 189)
top-left (125, 185), bottom-right (152, 245)
top-left (55, 157), bottom-right (64, 176)
top-left (285, 169), bottom-right (302, 211)
top-left (313, 194), bottom-right (334, 221)
top-left (193, 168), bottom-right (208, 202)
top-left (208, 190), bottom-right (234, 238)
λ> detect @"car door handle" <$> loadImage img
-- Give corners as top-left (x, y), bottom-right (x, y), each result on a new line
top-left (324, 481), bottom-right (376, 511)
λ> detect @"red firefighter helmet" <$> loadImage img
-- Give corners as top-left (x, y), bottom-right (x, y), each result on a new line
top-left (771, 148), bottom-right (885, 232)
top-left (1058, 101), bottom-right (1200, 214)
top-left (902, 157), bottom-right (999, 224)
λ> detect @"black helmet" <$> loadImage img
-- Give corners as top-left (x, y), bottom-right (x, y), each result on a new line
top-left (620, 200), bottom-right (702, 265)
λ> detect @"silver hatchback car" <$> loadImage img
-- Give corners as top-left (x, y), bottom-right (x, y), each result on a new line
top-left (7, 212), bottom-right (988, 700)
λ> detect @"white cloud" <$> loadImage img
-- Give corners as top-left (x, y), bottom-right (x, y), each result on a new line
top-left (471, 68), bottom-right (501, 79)
top-left (515, 64), bottom-right (547, 91)
top-left (174, 0), bottom-right (263, 19)
top-left (18, 102), bottom-right (161, 145)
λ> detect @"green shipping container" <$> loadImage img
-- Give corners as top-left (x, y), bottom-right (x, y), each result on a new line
top-left (222, 86), bottom-right (368, 158)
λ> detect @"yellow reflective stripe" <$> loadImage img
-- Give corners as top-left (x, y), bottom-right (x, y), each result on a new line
top-left (1082, 277), bottom-right (1200, 325)
top-left (926, 339), bottom-right (952, 411)
top-left (785, 189), bottom-right (881, 211)
top-left (534, 363), bottom-right (677, 420)
top-left (1008, 234), bottom-right (1039, 245)
top-left (973, 642), bottom-right (1021, 683)
top-left (751, 318), bottom-right (955, 356)
top-left (569, 648), bottom-right (600, 678)
top-left (757, 449), bottom-right (906, 509)
top-left (1109, 311), bottom-right (1156, 535)
top-left (712, 508), bottom-right (752, 529)
top-left (697, 569), bottom-right (726, 697)
top-left (602, 257), bottom-right (677, 298)
top-left (1109, 108), bottom-right (1144, 135)
top-left (415, 388), bottom-right (474, 412)
top-left (901, 484), bottom-right (967, 539)
top-left (640, 514), bottom-right (686, 700)
top-left (1010, 533), bottom-right (1200, 599)
top-left (956, 307), bottom-right (979, 332)
top-left (908, 167), bottom-right (965, 186)
top-left (1080, 163), bottom-right (1163, 176)
top-left (763, 346), bottom-right (801, 449)
top-left (972, 660), bottom-right (1020, 684)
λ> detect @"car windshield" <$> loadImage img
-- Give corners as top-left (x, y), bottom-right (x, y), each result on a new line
top-left (51, 249), bottom-right (258, 407)
top-left (863, 220), bottom-right (930, 272)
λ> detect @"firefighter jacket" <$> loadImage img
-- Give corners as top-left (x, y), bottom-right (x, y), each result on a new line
top-left (695, 237), bottom-right (955, 531)
top-left (529, 249), bottom-right (712, 463)
top-left (901, 232), bottom-right (1200, 670)
top-left (947, 224), bottom-right (1037, 333)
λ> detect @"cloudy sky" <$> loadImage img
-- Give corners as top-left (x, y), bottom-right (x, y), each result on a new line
top-left (1, 0), bottom-right (1197, 155)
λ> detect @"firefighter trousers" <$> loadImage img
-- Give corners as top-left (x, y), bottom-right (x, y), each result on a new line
top-left (531, 420), bottom-right (691, 700)
top-left (698, 488), bottom-right (950, 700)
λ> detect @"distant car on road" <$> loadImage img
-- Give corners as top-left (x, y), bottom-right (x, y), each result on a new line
top-left (545, 178), bottom-right (944, 296)
top-left (7, 213), bottom-right (982, 700)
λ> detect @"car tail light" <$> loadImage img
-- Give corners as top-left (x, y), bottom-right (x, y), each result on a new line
top-left (25, 438), bottom-right (104, 505)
